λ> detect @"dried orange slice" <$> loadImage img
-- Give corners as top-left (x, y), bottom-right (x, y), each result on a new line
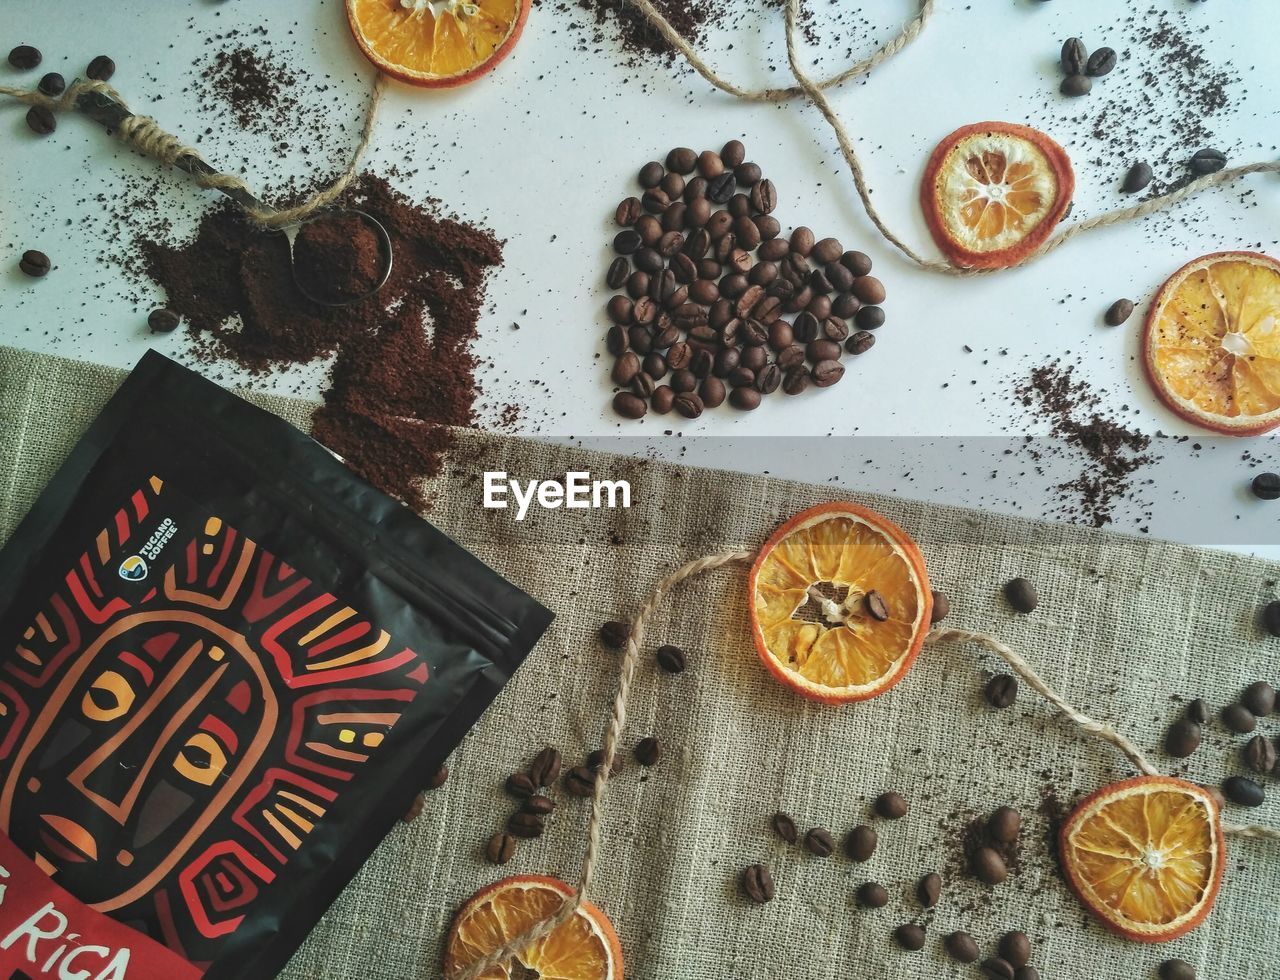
top-left (748, 502), bottom-right (932, 704)
top-left (1142, 251), bottom-right (1280, 435)
top-left (920, 122), bottom-right (1074, 269)
top-left (444, 874), bottom-right (623, 980)
top-left (346, 0), bottom-right (532, 89)
top-left (1060, 776), bottom-right (1224, 944)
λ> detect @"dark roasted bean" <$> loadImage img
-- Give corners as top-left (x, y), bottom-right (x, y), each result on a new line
top-left (811, 360), bottom-right (844, 388)
top-left (1165, 718), bottom-right (1201, 757)
top-left (754, 213), bottom-right (781, 241)
top-left (771, 811), bottom-right (798, 843)
top-left (25, 105), bottom-right (56, 135)
top-left (1122, 161), bottom-right (1153, 193)
top-left (639, 161), bottom-right (665, 188)
top-left (37, 71), bottom-right (65, 96)
top-left (1190, 147), bottom-right (1226, 173)
top-left (734, 161), bottom-right (762, 185)
top-left (606, 295), bottom-right (634, 324)
top-left (845, 331), bottom-right (875, 355)
top-left (728, 367), bottom-right (755, 388)
top-left (1061, 37), bottom-right (1087, 75)
top-left (804, 827), bottom-right (834, 857)
top-left (606, 256), bottom-right (630, 289)
top-left (985, 674), bottom-right (1018, 709)
top-left (750, 179), bottom-right (777, 214)
top-left (706, 209), bottom-right (734, 239)
top-left (17, 249), bottom-right (50, 278)
top-left (875, 791), bottom-right (908, 819)
top-left (851, 275), bottom-right (886, 304)
top-left (1061, 73), bottom-right (1092, 96)
top-left (1004, 577), bottom-right (1038, 613)
top-left (894, 924), bottom-right (926, 952)
top-left (507, 812), bottom-right (544, 839)
top-left (945, 932), bottom-right (980, 964)
top-left (972, 846), bottom-right (1008, 885)
top-left (641, 189), bottom-right (671, 214)
top-left (612, 352), bottom-right (642, 387)
top-left (699, 375), bottom-right (726, 407)
top-left (673, 392), bottom-right (703, 418)
top-left (844, 824), bottom-right (877, 861)
top-left (1222, 703), bottom-right (1257, 733)
top-left (634, 246), bottom-right (663, 273)
top-left (758, 239), bottom-right (789, 262)
top-left (656, 644), bottom-right (686, 673)
top-left (981, 958), bottom-right (1015, 980)
top-left (776, 344), bottom-right (806, 369)
top-left (1087, 46), bottom-right (1117, 76)
top-left (855, 881), bottom-right (888, 908)
top-left (631, 372), bottom-right (656, 398)
top-left (652, 386), bottom-right (675, 413)
top-left (632, 296), bottom-right (657, 324)
top-left (790, 226), bottom-right (815, 256)
top-left (666, 147), bottom-right (697, 174)
top-left (741, 864), bottom-right (775, 903)
top-left (600, 620), bottom-right (630, 648)
top-left (729, 386), bottom-right (761, 410)
top-left (855, 305), bottom-right (884, 330)
top-left (1251, 473), bottom-right (1280, 500)
top-left (1265, 600), bottom-right (1280, 637)
top-left (821, 317), bottom-right (848, 342)
top-left (486, 832), bottom-right (516, 865)
top-left (999, 931), bottom-right (1030, 968)
top-left (721, 139), bottom-right (746, 168)
top-left (916, 872), bottom-right (942, 908)
top-left (1244, 734), bottom-right (1278, 773)
top-left (988, 806), bottom-right (1021, 843)
top-left (1158, 959), bottom-right (1197, 980)
top-left (522, 794), bottom-right (555, 816)
top-left (634, 735), bottom-right (662, 765)
top-left (530, 746), bottom-right (562, 787)
top-left (1104, 298), bottom-right (1134, 326)
top-left (563, 765), bottom-right (596, 796)
top-left (708, 172), bottom-right (736, 204)
top-left (1223, 775), bottom-right (1265, 807)
top-left (930, 589), bottom-right (951, 623)
top-left (8, 45), bottom-right (42, 70)
top-left (754, 363), bottom-right (782, 395)
top-left (670, 369), bottom-right (697, 394)
top-left (1187, 697), bottom-right (1210, 724)
top-left (660, 171), bottom-right (685, 200)
top-left (606, 324), bottom-right (629, 356)
top-left (1242, 681), bottom-right (1275, 716)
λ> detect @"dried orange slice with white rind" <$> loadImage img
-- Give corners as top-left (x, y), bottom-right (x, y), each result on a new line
top-left (1142, 251), bottom-right (1280, 435)
top-left (444, 874), bottom-right (623, 980)
top-left (347, 0), bottom-right (532, 89)
top-left (748, 502), bottom-right (932, 704)
top-left (921, 122), bottom-right (1074, 270)
top-left (1060, 776), bottom-right (1224, 944)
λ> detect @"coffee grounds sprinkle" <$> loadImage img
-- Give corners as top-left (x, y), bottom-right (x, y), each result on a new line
top-left (204, 45), bottom-right (297, 133)
top-left (140, 173), bottom-right (503, 510)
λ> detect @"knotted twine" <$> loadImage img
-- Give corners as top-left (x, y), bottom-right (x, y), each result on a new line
top-left (452, 549), bottom-right (1280, 980)
top-left (626, 0), bottom-right (1280, 277)
top-left (0, 74), bottom-right (387, 229)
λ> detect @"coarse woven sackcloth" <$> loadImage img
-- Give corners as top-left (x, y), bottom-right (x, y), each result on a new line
top-left (2, 345), bottom-right (1279, 980)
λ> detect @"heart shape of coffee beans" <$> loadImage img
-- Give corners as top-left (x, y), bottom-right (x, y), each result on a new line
top-left (605, 140), bottom-right (888, 420)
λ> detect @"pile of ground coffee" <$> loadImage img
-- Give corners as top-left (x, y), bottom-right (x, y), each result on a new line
top-left (141, 174), bottom-right (503, 510)
top-left (292, 213), bottom-right (383, 302)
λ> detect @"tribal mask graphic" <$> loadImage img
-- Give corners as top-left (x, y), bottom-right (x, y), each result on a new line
top-left (0, 477), bottom-right (431, 963)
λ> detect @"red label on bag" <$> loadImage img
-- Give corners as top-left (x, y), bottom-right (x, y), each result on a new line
top-left (0, 832), bottom-right (201, 980)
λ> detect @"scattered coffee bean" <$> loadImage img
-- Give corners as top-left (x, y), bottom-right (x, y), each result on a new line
top-left (86, 55), bottom-right (116, 82)
top-left (734, 161), bottom-right (762, 186)
top-left (145, 308), bottom-right (181, 333)
top-left (916, 872), bottom-right (941, 908)
top-left (700, 375), bottom-right (726, 407)
top-left (1189, 148), bottom-right (1226, 174)
top-left (855, 306), bottom-right (885, 330)
top-left (772, 811), bottom-right (798, 844)
top-left (845, 331), bottom-right (875, 355)
top-left (988, 806), bottom-right (1021, 843)
top-left (1187, 697), bottom-right (1209, 724)
top-left (586, 749), bottom-right (622, 777)
top-left (728, 386), bottom-right (761, 410)
top-left (673, 392), bottom-right (703, 419)
top-left (875, 791), bottom-right (908, 819)
top-left (894, 924), bottom-right (926, 952)
top-left (864, 590), bottom-right (889, 621)
top-left (811, 359), bottom-right (844, 387)
top-left (1086, 46), bottom-right (1117, 76)
top-left (656, 644), bottom-right (686, 673)
top-left (1244, 734), bottom-right (1278, 774)
top-left (485, 831), bottom-right (517, 865)
top-left (985, 674), bottom-right (1018, 709)
top-left (1121, 161), bottom-right (1153, 193)
top-left (529, 746), bottom-right (562, 787)
top-left (972, 845), bottom-right (1008, 885)
top-left (1242, 680), bottom-right (1276, 716)
top-left (741, 864), bottom-right (775, 904)
top-left (18, 249), bottom-right (51, 277)
top-left (1060, 37), bottom-right (1087, 75)
top-left (638, 162), bottom-right (664, 189)
top-left (1061, 74), bottom-right (1092, 96)
top-left (1104, 298), bottom-right (1134, 326)
top-left (563, 765), bottom-right (596, 797)
top-left (1165, 718), bottom-right (1202, 758)
top-left (599, 620), bottom-right (630, 649)
top-left (721, 139), bottom-right (746, 168)
top-left (8, 45), bottom-right (42, 70)
top-left (25, 105), bottom-right (56, 135)
top-left (666, 147), bottom-right (696, 174)
top-left (945, 931), bottom-right (980, 964)
top-left (1251, 473), bottom-right (1280, 500)
top-left (1004, 577), bottom-right (1038, 613)
top-left (856, 881), bottom-right (888, 908)
top-left (930, 589), bottom-right (950, 623)
top-left (37, 71), bottom-right (65, 96)
top-left (507, 812), bottom-right (544, 839)
top-left (506, 772), bottom-right (536, 798)
top-left (999, 931), bottom-right (1031, 968)
top-left (1265, 601), bottom-right (1280, 637)
top-left (799, 827), bottom-right (833, 857)
top-left (1159, 959), bottom-right (1196, 980)
top-left (428, 764), bottom-right (449, 789)
top-left (522, 794), bottom-right (555, 816)
top-left (612, 391), bottom-right (647, 419)
top-left (607, 256), bottom-right (631, 289)
top-left (1222, 775), bottom-right (1265, 807)
top-left (981, 958), bottom-right (1016, 980)
top-left (634, 735), bottom-right (662, 766)
top-left (844, 824), bottom-right (877, 861)
top-left (1221, 703), bottom-right (1257, 733)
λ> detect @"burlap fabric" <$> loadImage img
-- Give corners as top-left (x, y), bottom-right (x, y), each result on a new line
top-left (2, 346), bottom-right (1278, 980)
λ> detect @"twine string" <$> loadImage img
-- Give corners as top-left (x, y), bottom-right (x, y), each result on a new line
top-left (0, 74), bottom-right (387, 229)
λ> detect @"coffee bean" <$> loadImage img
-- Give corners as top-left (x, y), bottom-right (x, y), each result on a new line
top-left (808, 238), bottom-right (840, 265)
top-left (855, 881), bottom-right (888, 908)
top-left (1187, 697), bottom-right (1209, 724)
top-left (765, 320), bottom-right (792, 351)
top-left (638, 162), bottom-right (664, 188)
top-left (742, 318), bottom-right (770, 347)
top-left (808, 294), bottom-right (833, 321)
top-left (809, 269), bottom-right (833, 294)
top-left (721, 139), bottom-right (746, 168)
top-left (981, 957), bottom-right (1015, 980)
top-left (1223, 775), bottom-right (1265, 807)
top-left (1060, 37), bottom-right (1087, 74)
top-left (606, 325), bottom-right (629, 357)
top-left (18, 249), bottom-right (51, 277)
top-left (988, 806), bottom-right (1021, 843)
top-left (972, 845), bottom-right (1008, 884)
top-left (1265, 600), bottom-right (1280, 637)
top-left (690, 150), bottom-right (721, 179)
top-left (706, 172), bottom-right (735, 204)
top-left (660, 172), bottom-right (686, 201)
top-left (985, 674), bottom-right (1018, 709)
top-left (945, 931), bottom-right (980, 964)
top-left (753, 363), bottom-right (781, 395)
top-left (864, 590), bottom-right (889, 621)
top-left (844, 824), bottom-right (877, 861)
top-left (1190, 148), bottom-right (1226, 173)
top-left (811, 360), bottom-right (844, 388)
top-left (741, 864), bottom-right (775, 904)
top-left (916, 872), bottom-right (941, 908)
top-left (1004, 577), bottom-right (1038, 613)
top-left (523, 794), bottom-right (555, 816)
top-left (615, 229), bottom-right (645, 256)
top-left (998, 931), bottom-right (1030, 968)
top-left (831, 291), bottom-right (862, 318)
top-left (729, 386), bottom-right (761, 410)
top-left (1221, 703), bottom-right (1257, 733)
top-left (643, 353), bottom-right (669, 381)
top-left (744, 179), bottom-right (776, 215)
top-left (1103, 298), bottom-right (1135, 326)
top-left (790, 226), bottom-right (815, 256)
top-left (855, 305), bottom-right (885, 330)
top-left (606, 257), bottom-right (631, 290)
top-left (1244, 734), bottom-right (1278, 774)
top-left (8, 45), bottom-right (42, 69)
top-left (1121, 161), bottom-right (1154, 193)
top-left (1014, 969), bottom-right (1039, 980)
top-left (728, 367), bottom-right (756, 388)
top-left (657, 231), bottom-right (686, 260)
top-left (146, 308), bottom-right (182, 336)
top-left (641, 190), bottom-right (671, 215)
top-left (875, 791), bottom-right (908, 819)
top-left (1061, 73), bottom-right (1092, 96)
top-left (506, 772), bottom-right (536, 798)
top-left (781, 367), bottom-right (810, 395)
top-left (613, 390), bottom-right (647, 419)
top-left (797, 827), bottom-right (832, 857)
top-left (1086, 46), bottom-right (1117, 76)
top-left (700, 375), bottom-right (725, 407)
top-left (1158, 959), bottom-right (1196, 980)
top-left (670, 370), bottom-right (697, 395)
top-left (530, 746), bottom-right (562, 787)
top-left (733, 161), bottom-right (761, 185)
top-left (664, 204), bottom-right (689, 231)
top-left (807, 339), bottom-right (842, 363)
top-left (599, 620), bottom-right (630, 649)
top-left (611, 352), bottom-right (641, 387)
top-left (629, 326), bottom-right (653, 354)
top-left (37, 71), bottom-right (65, 96)
top-left (673, 392), bottom-right (703, 419)
top-left (777, 344), bottom-right (806, 369)
top-left (86, 55), bottom-right (116, 82)
top-left (586, 749), bottom-right (623, 778)
top-left (428, 763), bottom-right (449, 789)
top-left (1165, 718), bottom-right (1202, 758)
top-left (26, 105), bottom-right (56, 135)
top-left (836, 249), bottom-right (869, 275)
top-left (508, 811), bottom-right (544, 839)
top-left (845, 331), bottom-right (875, 355)
top-left (754, 215), bottom-right (781, 243)
top-left (632, 735), bottom-right (661, 766)
top-left (666, 147), bottom-right (697, 174)
top-left (563, 765), bottom-right (596, 797)
top-left (1243, 680), bottom-right (1276, 716)
top-left (486, 832), bottom-right (516, 865)
top-left (1251, 473), bottom-right (1280, 500)
top-left (734, 215), bottom-right (763, 250)
top-left (768, 811), bottom-right (798, 844)
top-left (895, 924), bottom-right (926, 951)
top-left (824, 262), bottom-right (855, 294)
top-left (851, 275), bottom-right (886, 304)
top-left (928, 590), bottom-right (951, 623)
top-left (634, 247), bottom-right (664, 273)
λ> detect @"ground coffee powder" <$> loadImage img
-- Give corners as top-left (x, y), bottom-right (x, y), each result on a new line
top-left (292, 212), bottom-right (383, 301)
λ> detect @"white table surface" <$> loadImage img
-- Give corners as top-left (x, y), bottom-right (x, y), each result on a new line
top-left (1, 0), bottom-right (1277, 555)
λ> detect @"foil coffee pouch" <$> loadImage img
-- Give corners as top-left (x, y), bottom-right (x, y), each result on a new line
top-left (0, 351), bottom-right (553, 978)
